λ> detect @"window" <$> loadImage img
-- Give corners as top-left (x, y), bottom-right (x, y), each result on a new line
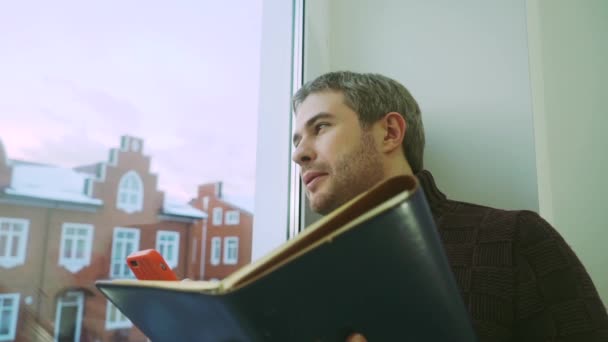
top-left (105, 301), bottom-right (132, 330)
top-left (210, 237), bottom-right (221, 265)
top-left (223, 237), bottom-right (239, 265)
top-left (202, 196), bottom-right (209, 211)
top-left (116, 171), bottom-right (144, 214)
top-left (156, 231), bottom-right (180, 269)
top-left (225, 211), bottom-right (240, 225)
top-left (212, 208), bottom-right (223, 226)
top-left (110, 227), bottom-right (140, 278)
top-left (54, 291), bottom-right (84, 342)
top-left (0, 293), bottom-right (20, 341)
top-left (59, 223), bottom-right (94, 273)
top-left (0, 218), bottom-right (29, 269)
top-left (0, 0), bottom-right (298, 335)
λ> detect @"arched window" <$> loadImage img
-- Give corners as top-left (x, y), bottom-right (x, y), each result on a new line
top-left (116, 171), bottom-right (144, 213)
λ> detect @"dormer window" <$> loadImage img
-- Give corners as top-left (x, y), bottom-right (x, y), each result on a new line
top-left (117, 171), bottom-right (144, 213)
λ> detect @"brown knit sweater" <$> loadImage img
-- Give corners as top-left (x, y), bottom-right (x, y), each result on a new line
top-left (417, 170), bottom-right (608, 341)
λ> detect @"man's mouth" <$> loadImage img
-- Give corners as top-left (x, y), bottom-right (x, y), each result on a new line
top-left (302, 171), bottom-right (328, 188)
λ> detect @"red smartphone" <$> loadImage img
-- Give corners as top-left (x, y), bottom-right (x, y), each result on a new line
top-left (126, 249), bottom-right (179, 281)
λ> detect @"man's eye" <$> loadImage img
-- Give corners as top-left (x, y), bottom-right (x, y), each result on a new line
top-left (315, 123), bottom-right (329, 134)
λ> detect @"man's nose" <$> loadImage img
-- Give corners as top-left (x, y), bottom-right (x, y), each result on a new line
top-left (291, 141), bottom-right (316, 165)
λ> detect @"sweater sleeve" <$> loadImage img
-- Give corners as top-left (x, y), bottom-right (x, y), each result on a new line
top-left (513, 210), bottom-right (608, 341)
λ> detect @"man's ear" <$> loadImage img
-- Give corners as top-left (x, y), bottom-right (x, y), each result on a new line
top-left (380, 112), bottom-right (406, 153)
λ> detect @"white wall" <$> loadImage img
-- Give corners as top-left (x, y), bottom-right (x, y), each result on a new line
top-left (305, 0), bottom-right (539, 211)
top-left (528, 0), bottom-right (608, 305)
top-left (303, 0), bottom-right (607, 304)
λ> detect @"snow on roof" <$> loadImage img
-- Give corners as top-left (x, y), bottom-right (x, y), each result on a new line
top-left (162, 198), bottom-right (207, 219)
top-left (6, 163), bottom-right (102, 205)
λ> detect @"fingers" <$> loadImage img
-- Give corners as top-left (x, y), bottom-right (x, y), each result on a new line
top-left (345, 333), bottom-right (368, 342)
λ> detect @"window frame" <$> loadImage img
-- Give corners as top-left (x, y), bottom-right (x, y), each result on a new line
top-left (210, 237), bottom-right (221, 265)
top-left (116, 170), bottom-right (144, 214)
top-left (223, 236), bottom-right (239, 265)
top-left (109, 227), bottom-right (140, 279)
top-left (0, 293), bottom-right (20, 341)
top-left (0, 217), bottom-right (30, 269)
top-left (224, 210), bottom-right (240, 225)
top-left (156, 230), bottom-right (180, 269)
top-left (212, 207), bottom-right (223, 226)
top-left (58, 223), bottom-right (94, 273)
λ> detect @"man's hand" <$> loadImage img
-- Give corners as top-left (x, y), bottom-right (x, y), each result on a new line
top-left (345, 333), bottom-right (367, 342)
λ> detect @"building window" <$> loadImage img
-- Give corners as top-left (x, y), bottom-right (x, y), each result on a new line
top-left (105, 301), bottom-right (132, 330)
top-left (212, 207), bottom-right (223, 226)
top-left (225, 210), bottom-right (240, 225)
top-left (223, 237), bottom-right (239, 265)
top-left (116, 171), bottom-right (144, 214)
top-left (156, 230), bottom-right (179, 269)
top-left (0, 218), bottom-right (29, 269)
top-left (202, 196), bottom-right (209, 211)
top-left (59, 223), bottom-right (94, 273)
top-left (110, 227), bottom-right (140, 278)
top-left (131, 139), bottom-right (140, 152)
top-left (210, 237), bottom-right (221, 265)
top-left (0, 293), bottom-right (20, 341)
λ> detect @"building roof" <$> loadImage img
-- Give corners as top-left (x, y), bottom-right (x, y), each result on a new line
top-left (5, 162), bottom-right (102, 205)
top-left (162, 198), bottom-right (207, 219)
top-left (4, 160), bottom-right (206, 219)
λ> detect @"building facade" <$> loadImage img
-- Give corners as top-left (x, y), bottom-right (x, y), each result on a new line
top-left (0, 135), bottom-right (253, 341)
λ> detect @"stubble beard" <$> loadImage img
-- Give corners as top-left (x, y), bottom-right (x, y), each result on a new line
top-left (310, 132), bottom-right (385, 215)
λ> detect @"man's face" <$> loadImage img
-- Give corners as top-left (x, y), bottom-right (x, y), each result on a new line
top-left (292, 91), bottom-right (386, 215)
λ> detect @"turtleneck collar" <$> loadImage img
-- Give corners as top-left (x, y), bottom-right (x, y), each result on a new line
top-left (415, 169), bottom-right (450, 217)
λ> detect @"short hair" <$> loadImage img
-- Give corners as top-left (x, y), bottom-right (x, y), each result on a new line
top-left (293, 71), bottom-right (425, 173)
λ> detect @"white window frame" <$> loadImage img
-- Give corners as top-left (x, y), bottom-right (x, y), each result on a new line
top-left (0, 217), bottom-right (29, 269)
top-left (224, 210), bottom-right (240, 225)
top-left (0, 293), bottom-right (20, 341)
top-left (223, 237), bottom-right (239, 265)
top-left (156, 230), bottom-right (180, 269)
top-left (53, 291), bottom-right (84, 342)
top-left (105, 301), bottom-right (132, 330)
top-left (210, 237), bottom-right (221, 265)
top-left (212, 207), bottom-right (223, 226)
top-left (116, 170), bottom-right (144, 214)
top-left (109, 227), bottom-right (140, 279)
top-left (58, 223), bottom-right (94, 273)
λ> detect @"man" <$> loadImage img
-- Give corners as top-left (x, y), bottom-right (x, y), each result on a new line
top-left (291, 71), bottom-right (608, 341)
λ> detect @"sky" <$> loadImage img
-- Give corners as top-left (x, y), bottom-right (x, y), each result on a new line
top-left (0, 1), bottom-right (262, 211)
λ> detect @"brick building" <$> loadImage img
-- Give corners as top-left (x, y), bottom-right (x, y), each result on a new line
top-left (0, 135), bottom-right (253, 341)
top-left (192, 182), bottom-right (253, 281)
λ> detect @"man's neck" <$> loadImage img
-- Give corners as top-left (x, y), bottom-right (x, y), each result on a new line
top-left (383, 157), bottom-right (414, 180)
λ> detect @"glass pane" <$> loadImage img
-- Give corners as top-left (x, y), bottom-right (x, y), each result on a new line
top-left (0, 236), bottom-right (6, 256)
top-left (109, 305), bottom-right (116, 322)
top-left (10, 236), bottom-right (18, 257)
top-left (0, 313), bottom-right (8, 334)
top-left (12, 224), bottom-right (22, 233)
top-left (167, 245), bottom-right (173, 261)
top-left (76, 239), bottom-right (85, 259)
top-left (0, 1), bottom-right (294, 340)
top-left (64, 239), bottom-right (73, 259)
top-left (114, 243), bottom-right (123, 260)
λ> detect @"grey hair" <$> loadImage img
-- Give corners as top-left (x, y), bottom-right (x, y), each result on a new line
top-left (292, 71), bottom-right (425, 173)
